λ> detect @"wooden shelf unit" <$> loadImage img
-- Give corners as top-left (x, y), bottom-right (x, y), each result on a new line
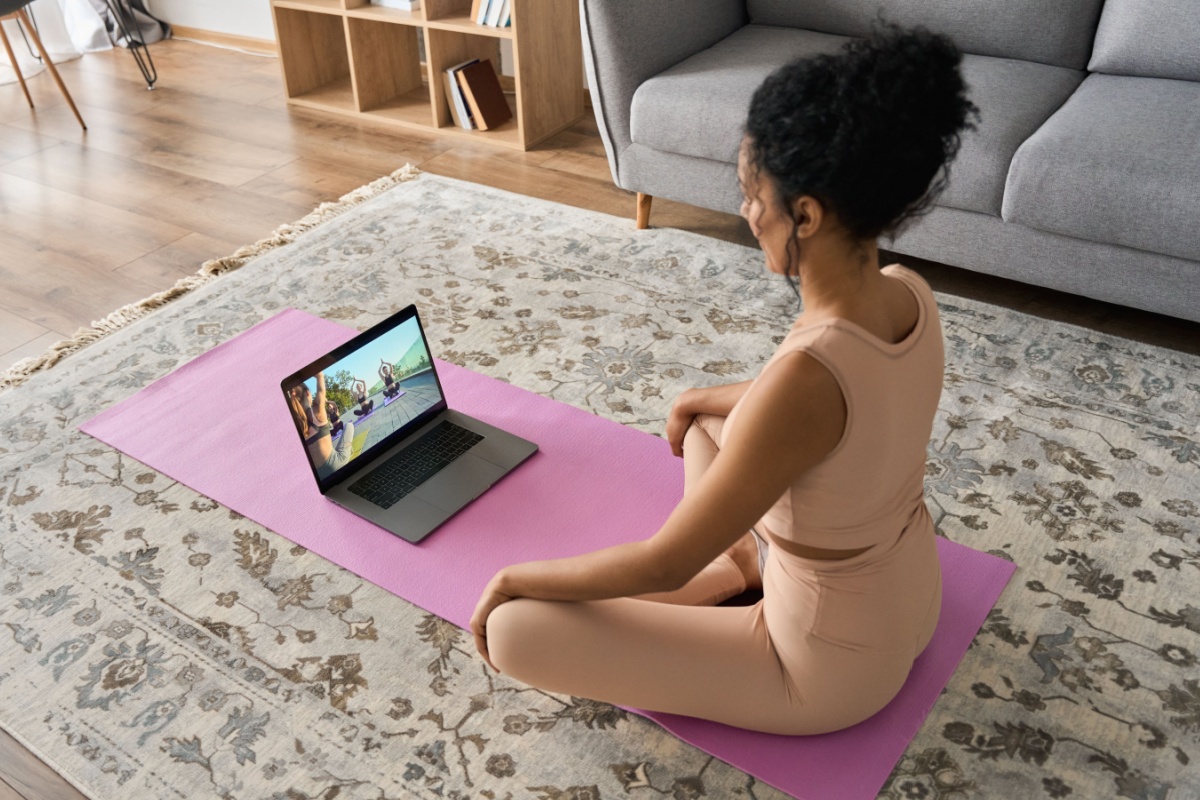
top-left (270, 0), bottom-right (584, 150)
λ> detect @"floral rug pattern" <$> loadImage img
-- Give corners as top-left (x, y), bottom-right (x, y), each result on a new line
top-left (1, 172), bottom-right (1197, 799)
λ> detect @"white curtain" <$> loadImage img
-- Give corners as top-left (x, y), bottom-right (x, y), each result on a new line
top-left (0, 0), bottom-right (110, 87)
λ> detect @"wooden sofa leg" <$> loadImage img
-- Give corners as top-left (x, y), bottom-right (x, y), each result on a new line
top-left (636, 193), bottom-right (652, 229)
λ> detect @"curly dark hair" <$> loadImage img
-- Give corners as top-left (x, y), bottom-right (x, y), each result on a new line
top-left (744, 22), bottom-right (980, 249)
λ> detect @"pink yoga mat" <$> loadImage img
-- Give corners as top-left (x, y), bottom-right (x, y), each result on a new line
top-left (82, 309), bottom-right (1015, 800)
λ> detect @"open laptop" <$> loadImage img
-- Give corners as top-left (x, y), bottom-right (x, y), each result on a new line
top-left (280, 305), bottom-right (537, 543)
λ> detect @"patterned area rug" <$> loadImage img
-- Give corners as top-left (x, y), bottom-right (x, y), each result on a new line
top-left (1, 169), bottom-right (1197, 800)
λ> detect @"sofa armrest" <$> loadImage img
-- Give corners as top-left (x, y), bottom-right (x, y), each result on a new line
top-left (581, 0), bottom-right (747, 187)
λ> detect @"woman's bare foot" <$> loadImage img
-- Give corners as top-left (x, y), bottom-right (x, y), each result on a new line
top-left (725, 532), bottom-right (763, 592)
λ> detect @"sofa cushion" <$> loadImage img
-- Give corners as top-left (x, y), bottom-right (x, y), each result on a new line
top-left (938, 56), bottom-right (1083, 217)
top-left (1088, 0), bottom-right (1200, 81)
top-left (1003, 74), bottom-right (1200, 263)
top-left (746, 0), bottom-right (1104, 69)
top-left (631, 26), bottom-right (851, 165)
top-left (632, 26), bottom-right (1083, 218)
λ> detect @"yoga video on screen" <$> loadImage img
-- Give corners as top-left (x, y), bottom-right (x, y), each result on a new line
top-left (285, 318), bottom-right (441, 479)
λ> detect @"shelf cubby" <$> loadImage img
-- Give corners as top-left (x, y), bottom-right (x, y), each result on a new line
top-left (271, 0), bottom-right (583, 150)
top-left (347, 16), bottom-right (430, 127)
top-left (273, 6), bottom-right (354, 111)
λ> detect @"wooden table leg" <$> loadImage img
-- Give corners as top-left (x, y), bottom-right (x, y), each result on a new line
top-left (636, 192), bottom-right (652, 230)
top-left (0, 20), bottom-right (34, 109)
top-left (17, 8), bottom-right (86, 131)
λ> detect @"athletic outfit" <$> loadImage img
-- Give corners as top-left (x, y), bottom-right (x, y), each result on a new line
top-left (488, 264), bottom-right (944, 734)
top-left (354, 390), bottom-right (374, 417)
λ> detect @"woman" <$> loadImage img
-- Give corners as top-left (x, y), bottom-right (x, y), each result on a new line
top-left (352, 378), bottom-right (374, 418)
top-left (472, 24), bottom-right (978, 735)
top-left (326, 399), bottom-right (344, 438)
top-left (292, 373), bottom-right (356, 479)
top-left (379, 360), bottom-right (401, 399)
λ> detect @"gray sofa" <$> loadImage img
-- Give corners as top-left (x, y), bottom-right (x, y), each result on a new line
top-left (580, 0), bottom-right (1200, 324)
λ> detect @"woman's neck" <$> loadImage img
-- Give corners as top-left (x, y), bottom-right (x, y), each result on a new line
top-left (795, 237), bottom-right (881, 322)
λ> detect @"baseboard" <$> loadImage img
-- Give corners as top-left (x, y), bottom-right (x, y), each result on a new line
top-left (169, 25), bottom-right (277, 56)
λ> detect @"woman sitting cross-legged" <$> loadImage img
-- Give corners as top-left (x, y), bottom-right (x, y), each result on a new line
top-left (471, 23), bottom-right (979, 735)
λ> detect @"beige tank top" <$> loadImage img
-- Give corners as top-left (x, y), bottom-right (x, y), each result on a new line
top-left (722, 264), bottom-right (944, 550)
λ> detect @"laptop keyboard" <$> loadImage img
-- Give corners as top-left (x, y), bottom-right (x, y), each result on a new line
top-left (348, 421), bottom-right (484, 509)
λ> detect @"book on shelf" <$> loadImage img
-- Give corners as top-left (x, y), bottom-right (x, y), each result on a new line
top-left (370, 0), bottom-right (420, 9)
top-left (470, 0), bottom-right (511, 27)
top-left (444, 58), bottom-right (480, 129)
top-left (485, 0), bottom-right (504, 27)
top-left (455, 58), bottom-right (512, 131)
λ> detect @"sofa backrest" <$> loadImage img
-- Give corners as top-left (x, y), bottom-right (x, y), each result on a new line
top-left (746, 0), bottom-right (1105, 70)
top-left (1088, 0), bottom-right (1200, 81)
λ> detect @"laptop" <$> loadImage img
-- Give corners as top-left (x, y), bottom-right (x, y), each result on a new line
top-left (280, 304), bottom-right (538, 543)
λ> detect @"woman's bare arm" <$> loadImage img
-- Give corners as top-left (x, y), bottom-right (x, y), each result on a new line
top-left (676, 380), bottom-right (754, 418)
top-left (665, 380), bottom-right (755, 456)
top-left (494, 352), bottom-right (845, 600)
top-left (312, 374), bottom-right (329, 424)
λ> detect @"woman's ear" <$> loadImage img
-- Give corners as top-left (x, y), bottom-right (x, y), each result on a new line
top-left (792, 196), bottom-right (823, 239)
top-left (792, 196), bottom-right (820, 239)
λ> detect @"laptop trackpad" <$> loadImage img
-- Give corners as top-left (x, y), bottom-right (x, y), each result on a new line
top-left (413, 454), bottom-right (505, 511)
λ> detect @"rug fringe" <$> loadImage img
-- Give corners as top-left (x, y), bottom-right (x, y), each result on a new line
top-left (0, 164), bottom-right (423, 393)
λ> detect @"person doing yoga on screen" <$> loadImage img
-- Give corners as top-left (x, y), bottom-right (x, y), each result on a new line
top-left (352, 378), bottom-right (374, 417)
top-left (326, 400), bottom-right (344, 438)
top-left (380, 360), bottom-right (402, 399)
top-left (471, 24), bottom-right (979, 735)
top-left (291, 372), bottom-right (356, 479)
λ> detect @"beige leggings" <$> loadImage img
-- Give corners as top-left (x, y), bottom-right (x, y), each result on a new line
top-left (487, 415), bottom-right (942, 735)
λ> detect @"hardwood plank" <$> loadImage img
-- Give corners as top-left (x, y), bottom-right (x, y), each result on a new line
top-left (66, 42), bottom-right (285, 106)
top-left (115, 232), bottom-right (243, 287)
top-left (129, 90), bottom-right (454, 175)
top-left (0, 57), bottom-right (161, 122)
top-left (1, 144), bottom-right (313, 246)
top-left (421, 146), bottom-right (759, 245)
top-left (239, 157), bottom-right (389, 206)
top-left (0, 728), bottom-right (87, 800)
top-left (4, 102), bottom-right (295, 187)
top-left (0, 308), bottom-right (49, 355)
top-left (0, 172), bottom-right (190, 271)
top-left (538, 148), bottom-right (619, 184)
top-left (0, 332), bottom-right (64, 376)
top-left (420, 146), bottom-right (633, 217)
top-left (0, 236), bottom-right (164, 336)
top-left (0, 774), bottom-right (26, 800)
top-left (0, 123), bottom-right (57, 167)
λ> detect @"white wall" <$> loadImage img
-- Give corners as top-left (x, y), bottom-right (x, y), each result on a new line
top-left (147, 0), bottom-right (275, 41)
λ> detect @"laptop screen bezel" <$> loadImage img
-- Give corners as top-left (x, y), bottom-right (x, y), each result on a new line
top-left (279, 304), bottom-right (449, 495)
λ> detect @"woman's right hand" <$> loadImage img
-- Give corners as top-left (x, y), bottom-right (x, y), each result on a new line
top-left (665, 389), bottom-right (697, 458)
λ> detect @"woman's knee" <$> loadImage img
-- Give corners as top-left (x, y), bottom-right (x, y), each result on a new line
top-left (689, 414), bottom-right (724, 444)
top-left (486, 598), bottom-right (544, 677)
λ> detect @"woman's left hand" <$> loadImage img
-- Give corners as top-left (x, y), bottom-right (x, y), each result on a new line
top-left (470, 570), bottom-right (517, 672)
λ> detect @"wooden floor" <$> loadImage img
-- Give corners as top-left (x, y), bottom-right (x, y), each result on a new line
top-left (1, 37), bottom-right (1198, 799)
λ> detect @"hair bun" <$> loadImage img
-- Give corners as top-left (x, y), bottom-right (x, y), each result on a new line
top-left (847, 24), bottom-right (973, 150)
top-left (745, 21), bottom-right (980, 240)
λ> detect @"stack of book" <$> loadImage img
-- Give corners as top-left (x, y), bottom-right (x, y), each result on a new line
top-left (370, 0), bottom-right (420, 10)
top-left (470, 0), bottom-right (511, 27)
top-left (443, 58), bottom-right (513, 131)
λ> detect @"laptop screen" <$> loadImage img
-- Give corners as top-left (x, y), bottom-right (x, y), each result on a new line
top-left (281, 307), bottom-right (446, 490)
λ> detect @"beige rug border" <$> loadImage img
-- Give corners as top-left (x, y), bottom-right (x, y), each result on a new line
top-left (0, 163), bottom-right (423, 394)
